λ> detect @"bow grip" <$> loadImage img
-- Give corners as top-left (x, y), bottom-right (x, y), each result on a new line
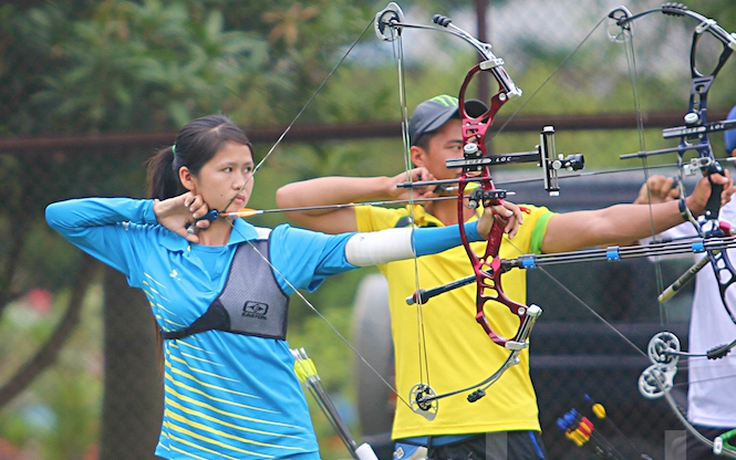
top-left (704, 160), bottom-right (725, 220)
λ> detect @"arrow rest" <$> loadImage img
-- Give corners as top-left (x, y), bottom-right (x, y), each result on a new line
top-left (466, 188), bottom-right (507, 210)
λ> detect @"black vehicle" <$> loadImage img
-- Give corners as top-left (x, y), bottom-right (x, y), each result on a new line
top-left (352, 171), bottom-right (697, 459)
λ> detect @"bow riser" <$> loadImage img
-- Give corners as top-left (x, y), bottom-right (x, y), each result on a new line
top-left (676, 7), bottom-right (736, 218)
top-left (458, 64), bottom-right (507, 152)
top-left (709, 253), bottom-right (736, 323)
top-left (455, 59), bottom-right (530, 347)
top-left (681, 74), bottom-right (724, 218)
top-left (456, 201), bottom-right (527, 346)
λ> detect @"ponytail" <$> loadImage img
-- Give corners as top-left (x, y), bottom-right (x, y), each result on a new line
top-left (146, 146), bottom-right (185, 200)
top-left (145, 146), bottom-right (182, 372)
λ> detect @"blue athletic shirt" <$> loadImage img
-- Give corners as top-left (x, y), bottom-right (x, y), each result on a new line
top-left (45, 198), bottom-right (485, 459)
top-left (46, 197), bottom-right (358, 460)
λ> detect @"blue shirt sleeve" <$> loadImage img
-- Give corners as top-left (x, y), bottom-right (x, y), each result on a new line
top-left (267, 222), bottom-right (482, 294)
top-left (45, 198), bottom-right (161, 286)
top-left (413, 221), bottom-right (482, 256)
top-left (269, 225), bottom-right (357, 294)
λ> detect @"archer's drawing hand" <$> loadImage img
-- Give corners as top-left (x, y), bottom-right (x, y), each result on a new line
top-left (389, 167), bottom-right (438, 201)
top-left (634, 175), bottom-right (679, 205)
top-left (477, 201), bottom-right (524, 240)
top-left (154, 192), bottom-right (211, 243)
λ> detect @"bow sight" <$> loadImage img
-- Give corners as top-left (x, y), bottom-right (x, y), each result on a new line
top-left (395, 127), bottom-right (585, 197)
top-left (445, 126), bottom-right (585, 197)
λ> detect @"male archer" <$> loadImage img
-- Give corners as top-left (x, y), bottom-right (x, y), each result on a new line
top-left (276, 95), bottom-right (733, 460)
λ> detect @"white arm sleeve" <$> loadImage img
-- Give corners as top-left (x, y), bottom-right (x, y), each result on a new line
top-left (344, 228), bottom-right (415, 267)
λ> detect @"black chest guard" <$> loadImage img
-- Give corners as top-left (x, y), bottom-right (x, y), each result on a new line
top-left (162, 236), bottom-right (290, 340)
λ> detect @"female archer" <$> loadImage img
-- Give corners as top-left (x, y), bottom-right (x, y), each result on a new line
top-left (44, 114), bottom-right (513, 459)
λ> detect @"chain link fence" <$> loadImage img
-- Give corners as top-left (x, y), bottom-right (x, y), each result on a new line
top-left (1, 0), bottom-right (735, 459)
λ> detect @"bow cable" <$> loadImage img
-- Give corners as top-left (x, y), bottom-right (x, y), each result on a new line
top-left (375, 1), bottom-right (435, 400)
top-left (390, 6), bottom-right (435, 400)
top-left (612, 5), bottom-right (670, 325)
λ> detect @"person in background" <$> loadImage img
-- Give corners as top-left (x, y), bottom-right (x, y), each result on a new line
top-left (634, 104), bottom-right (736, 460)
top-left (275, 95), bottom-right (734, 460)
top-left (45, 114), bottom-right (513, 460)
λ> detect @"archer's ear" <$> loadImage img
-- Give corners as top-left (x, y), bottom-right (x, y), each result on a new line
top-left (179, 166), bottom-right (196, 192)
top-left (410, 145), bottom-right (426, 167)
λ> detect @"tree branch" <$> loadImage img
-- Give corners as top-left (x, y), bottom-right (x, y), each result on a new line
top-left (0, 254), bottom-right (98, 409)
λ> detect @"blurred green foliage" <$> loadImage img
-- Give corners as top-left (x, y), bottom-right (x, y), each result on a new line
top-left (1, 0), bottom-right (736, 459)
top-left (0, 284), bottom-right (103, 460)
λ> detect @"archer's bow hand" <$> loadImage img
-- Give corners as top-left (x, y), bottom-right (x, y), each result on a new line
top-left (686, 170), bottom-right (735, 218)
top-left (477, 201), bottom-right (523, 240)
top-left (634, 175), bottom-right (680, 205)
top-left (153, 192), bottom-right (211, 243)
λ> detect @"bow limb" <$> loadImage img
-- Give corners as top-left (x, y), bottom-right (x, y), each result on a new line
top-left (668, 393), bottom-right (736, 459)
top-left (640, 361), bottom-right (736, 458)
top-left (643, 237), bottom-right (736, 454)
top-left (375, 2), bottom-right (438, 414)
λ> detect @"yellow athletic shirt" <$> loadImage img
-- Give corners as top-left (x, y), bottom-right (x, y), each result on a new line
top-left (355, 204), bottom-right (554, 439)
